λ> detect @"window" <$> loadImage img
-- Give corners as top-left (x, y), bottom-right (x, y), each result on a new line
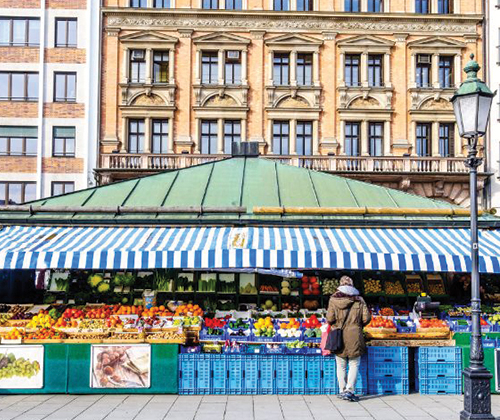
top-left (129, 50), bottom-right (146, 83)
top-left (202, 52), bottom-right (218, 84)
top-left (130, 0), bottom-right (147, 6)
top-left (153, 51), bottom-right (169, 83)
top-left (154, 0), bottom-right (171, 6)
top-left (297, 53), bottom-right (312, 86)
top-left (224, 120), bottom-right (241, 154)
top-left (202, 0), bottom-right (218, 9)
top-left (415, 0), bottom-right (430, 13)
top-left (55, 18), bottom-right (77, 48)
top-left (225, 51), bottom-right (241, 85)
top-left (53, 127), bottom-right (75, 157)
top-left (367, 0), bottom-right (382, 12)
top-left (439, 56), bottom-right (454, 88)
top-left (128, 119), bottom-right (145, 153)
top-left (225, 0), bottom-right (242, 9)
top-left (416, 54), bottom-right (432, 88)
top-left (0, 17), bottom-right (40, 46)
top-left (297, 0), bottom-right (313, 11)
top-left (51, 182), bottom-right (74, 197)
top-left (345, 54), bottom-right (360, 87)
top-left (54, 72), bottom-right (76, 102)
top-left (296, 121), bottom-right (312, 156)
top-left (345, 0), bottom-right (360, 12)
top-left (439, 123), bottom-right (455, 157)
top-left (368, 54), bottom-right (383, 87)
top-left (345, 122), bottom-right (360, 156)
top-left (152, 119), bottom-right (169, 154)
top-left (416, 123), bottom-right (431, 157)
top-left (273, 0), bottom-right (289, 10)
top-left (0, 72), bottom-right (38, 101)
top-left (273, 53), bottom-right (290, 86)
top-left (0, 182), bottom-right (36, 205)
top-left (368, 122), bottom-right (383, 156)
top-left (0, 126), bottom-right (37, 156)
top-left (437, 0), bottom-right (453, 14)
top-left (273, 121), bottom-right (289, 155)
top-left (201, 120), bottom-right (218, 154)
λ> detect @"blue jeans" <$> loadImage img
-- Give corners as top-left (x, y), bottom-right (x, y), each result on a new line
top-left (335, 355), bottom-right (361, 394)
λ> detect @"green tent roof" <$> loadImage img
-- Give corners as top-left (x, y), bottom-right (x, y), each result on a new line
top-left (1, 157), bottom-right (498, 227)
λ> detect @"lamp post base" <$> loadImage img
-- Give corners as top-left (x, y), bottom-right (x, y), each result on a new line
top-left (461, 367), bottom-right (496, 420)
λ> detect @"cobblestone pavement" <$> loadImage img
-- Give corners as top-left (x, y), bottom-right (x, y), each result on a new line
top-left (0, 394), bottom-right (499, 420)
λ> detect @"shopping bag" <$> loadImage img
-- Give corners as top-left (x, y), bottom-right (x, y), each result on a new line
top-left (320, 324), bottom-right (331, 356)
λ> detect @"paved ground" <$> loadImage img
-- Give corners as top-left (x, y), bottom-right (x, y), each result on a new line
top-left (0, 394), bottom-right (499, 420)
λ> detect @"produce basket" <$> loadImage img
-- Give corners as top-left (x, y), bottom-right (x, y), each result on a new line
top-left (362, 278), bottom-right (385, 297)
top-left (261, 344), bottom-right (284, 354)
top-left (199, 329), bottom-right (226, 341)
top-left (384, 279), bottom-right (407, 298)
top-left (364, 327), bottom-right (397, 338)
top-left (226, 328), bottom-right (251, 341)
top-left (284, 347), bottom-right (307, 354)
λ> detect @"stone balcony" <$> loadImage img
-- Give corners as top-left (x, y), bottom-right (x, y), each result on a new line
top-left (96, 153), bottom-right (490, 206)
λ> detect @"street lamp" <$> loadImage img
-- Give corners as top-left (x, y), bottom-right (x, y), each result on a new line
top-left (451, 54), bottom-right (496, 420)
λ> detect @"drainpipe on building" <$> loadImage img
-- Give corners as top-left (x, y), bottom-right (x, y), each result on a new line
top-left (36, 1), bottom-right (46, 199)
top-left (483, 0), bottom-right (491, 210)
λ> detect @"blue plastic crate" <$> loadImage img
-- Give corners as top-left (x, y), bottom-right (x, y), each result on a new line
top-left (275, 356), bottom-right (291, 394)
top-left (290, 355), bottom-right (305, 394)
top-left (304, 347), bottom-right (322, 355)
top-left (368, 362), bottom-right (408, 379)
top-left (483, 337), bottom-right (497, 348)
top-left (303, 336), bottom-right (321, 344)
top-left (305, 356), bottom-right (322, 394)
top-left (227, 329), bottom-right (251, 342)
top-left (243, 355), bottom-right (259, 394)
top-left (368, 347), bottom-right (408, 363)
top-left (262, 344), bottom-right (284, 354)
top-left (211, 354), bottom-right (227, 394)
top-left (199, 329), bottom-right (226, 341)
top-left (259, 356), bottom-right (275, 394)
top-left (180, 345), bottom-right (201, 354)
top-left (418, 347), bottom-right (462, 364)
top-left (179, 354), bottom-right (196, 394)
top-left (196, 354), bottom-right (212, 394)
top-left (284, 347), bottom-right (307, 355)
top-left (418, 378), bottom-right (462, 395)
top-left (227, 355), bottom-right (244, 394)
top-left (246, 345), bottom-right (265, 355)
top-left (417, 362), bottom-right (462, 379)
top-left (321, 356), bottom-right (338, 394)
top-left (368, 378), bottom-right (409, 395)
top-left (252, 334), bottom-right (280, 343)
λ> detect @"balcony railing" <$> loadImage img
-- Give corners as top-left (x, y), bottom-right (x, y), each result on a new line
top-left (100, 153), bottom-right (484, 174)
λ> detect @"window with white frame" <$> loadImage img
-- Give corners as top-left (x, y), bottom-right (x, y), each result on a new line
top-left (416, 54), bottom-right (432, 88)
top-left (273, 121), bottom-right (290, 155)
top-left (152, 119), bottom-right (169, 154)
top-left (225, 51), bottom-right (242, 85)
top-left (273, 53), bottom-right (290, 86)
top-left (130, 0), bottom-right (147, 7)
top-left (128, 119), bottom-right (145, 153)
top-left (345, 0), bottom-right (360, 12)
top-left (0, 17), bottom-right (40, 46)
top-left (202, 52), bottom-right (218, 84)
top-left (202, 0), bottom-right (219, 9)
top-left (368, 54), bottom-right (383, 87)
top-left (437, 0), bottom-right (453, 14)
top-left (368, 122), bottom-right (383, 156)
top-left (224, 120), bottom-right (241, 154)
top-left (225, 0), bottom-right (243, 9)
top-left (415, 0), bottom-right (430, 13)
top-left (296, 0), bottom-right (314, 11)
top-left (296, 53), bottom-right (313, 86)
top-left (438, 56), bottom-right (454, 88)
top-left (201, 120), bottom-right (218, 154)
top-left (439, 123), bottom-right (455, 157)
top-left (129, 49), bottom-right (146, 83)
top-left (345, 54), bottom-right (361, 87)
top-left (153, 51), bottom-right (169, 83)
top-left (296, 121), bottom-right (312, 155)
top-left (367, 0), bottom-right (383, 12)
top-left (344, 122), bottom-right (361, 156)
top-left (154, 0), bottom-right (171, 7)
top-left (416, 123), bottom-right (431, 156)
top-left (274, 0), bottom-right (289, 11)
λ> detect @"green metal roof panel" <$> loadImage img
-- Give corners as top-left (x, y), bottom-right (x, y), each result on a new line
top-left (202, 158), bottom-right (245, 207)
top-left (124, 172), bottom-right (177, 207)
top-left (39, 189), bottom-right (96, 207)
top-left (240, 158), bottom-right (280, 210)
top-left (84, 179), bottom-right (139, 207)
top-left (386, 188), bottom-right (454, 209)
top-left (276, 164), bottom-right (319, 207)
top-left (344, 178), bottom-right (399, 208)
top-left (310, 171), bottom-right (359, 208)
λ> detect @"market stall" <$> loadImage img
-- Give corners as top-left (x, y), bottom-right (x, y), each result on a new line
top-left (0, 155), bottom-right (500, 395)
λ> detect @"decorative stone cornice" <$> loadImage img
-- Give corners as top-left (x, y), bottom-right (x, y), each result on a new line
top-left (394, 33), bottom-right (409, 42)
top-left (178, 29), bottom-right (194, 38)
top-left (105, 12), bottom-right (479, 35)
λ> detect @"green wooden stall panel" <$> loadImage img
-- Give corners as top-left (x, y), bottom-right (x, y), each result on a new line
top-left (68, 344), bottom-right (178, 394)
top-left (0, 343), bottom-right (68, 394)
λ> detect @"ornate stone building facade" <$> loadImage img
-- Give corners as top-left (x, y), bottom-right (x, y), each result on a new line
top-left (99, 0), bottom-right (486, 207)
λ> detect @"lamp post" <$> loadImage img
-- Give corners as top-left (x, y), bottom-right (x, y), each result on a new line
top-left (451, 54), bottom-right (496, 420)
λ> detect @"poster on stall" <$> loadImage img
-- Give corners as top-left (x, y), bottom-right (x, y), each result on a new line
top-left (0, 345), bottom-right (44, 389)
top-left (90, 344), bottom-right (151, 389)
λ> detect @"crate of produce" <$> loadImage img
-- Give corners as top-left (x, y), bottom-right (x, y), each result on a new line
top-left (305, 356), bottom-right (322, 394)
top-left (417, 347), bottom-right (462, 364)
top-left (304, 346), bottom-right (322, 355)
top-left (227, 355), bottom-right (244, 394)
top-left (196, 354), bottom-right (212, 394)
top-left (227, 328), bottom-right (251, 342)
top-left (368, 346), bottom-right (408, 363)
top-left (451, 320), bottom-right (471, 332)
top-left (262, 344), bottom-right (284, 354)
top-left (418, 378), bottom-right (462, 395)
top-left (211, 354), bottom-right (227, 394)
top-left (368, 378), bottom-right (409, 395)
top-left (417, 362), bottom-right (462, 379)
top-left (321, 356), bottom-right (338, 394)
top-left (368, 361), bottom-right (408, 379)
top-left (483, 337), bottom-right (497, 348)
top-left (290, 355), bottom-right (305, 394)
top-left (275, 356), bottom-right (291, 394)
top-left (246, 344), bottom-right (265, 354)
top-left (243, 355), bottom-right (259, 394)
top-left (259, 356), bottom-right (275, 394)
top-left (179, 354), bottom-right (196, 394)
top-left (199, 329), bottom-right (226, 341)
top-left (396, 319), bottom-right (416, 334)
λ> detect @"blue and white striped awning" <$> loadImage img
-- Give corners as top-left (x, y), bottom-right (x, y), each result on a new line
top-left (1, 225), bottom-right (500, 273)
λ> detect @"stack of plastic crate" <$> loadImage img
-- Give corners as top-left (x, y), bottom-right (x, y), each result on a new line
top-left (416, 347), bottom-right (462, 395)
top-left (368, 347), bottom-right (409, 395)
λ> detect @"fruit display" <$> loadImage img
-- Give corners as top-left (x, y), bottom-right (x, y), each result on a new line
top-left (239, 282), bottom-right (257, 295)
top-left (141, 306), bottom-right (174, 318)
top-left (488, 314), bottom-right (500, 325)
top-left (203, 318), bottom-right (226, 336)
top-left (262, 299), bottom-right (278, 311)
top-left (277, 319), bottom-right (301, 338)
top-left (174, 304), bottom-right (203, 317)
top-left (418, 318), bottom-right (450, 334)
top-left (2, 328), bottom-right (24, 340)
top-left (25, 328), bottom-right (67, 340)
top-left (281, 302), bottom-right (300, 311)
top-left (428, 282), bottom-right (446, 296)
top-left (115, 305), bottom-right (144, 316)
top-left (322, 278), bottom-right (339, 295)
top-left (8, 305), bottom-right (32, 316)
top-left (253, 317), bottom-right (276, 338)
top-left (303, 314), bottom-right (322, 339)
top-left (27, 314), bottom-right (56, 329)
top-left (363, 278), bottom-right (383, 294)
top-left (366, 317), bottom-right (397, 330)
top-left (379, 307), bottom-right (395, 316)
top-left (0, 313), bottom-right (12, 325)
top-left (286, 340), bottom-right (306, 349)
top-left (260, 284), bottom-right (279, 293)
top-left (146, 331), bottom-right (186, 341)
top-left (0, 353), bottom-right (40, 379)
top-left (301, 276), bottom-right (321, 296)
top-left (303, 300), bottom-right (320, 311)
top-left (385, 280), bottom-right (405, 296)
top-left (280, 280), bottom-right (291, 296)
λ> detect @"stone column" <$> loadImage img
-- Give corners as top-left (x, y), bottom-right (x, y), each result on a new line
top-left (144, 117), bottom-right (151, 153)
top-left (410, 53), bottom-right (416, 88)
top-left (410, 120), bottom-right (417, 155)
top-left (432, 53), bottom-right (440, 88)
top-left (218, 50), bottom-right (225, 85)
top-left (454, 54), bottom-right (462, 88)
top-left (218, 118), bottom-right (225, 153)
top-left (312, 119), bottom-right (319, 154)
top-left (289, 119), bottom-right (297, 154)
top-left (145, 49), bottom-right (153, 84)
top-left (339, 52), bottom-right (345, 86)
top-left (194, 119), bottom-right (200, 153)
top-left (384, 120), bottom-right (391, 156)
top-left (241, 118), bottom-right (247, 142)
top-left (168, 118), bottom-right (174, 153)
top-left (169, 49), bottom-right (175, 84)
top-left (361, 120), bottom-right (369, 156)
top-left (313, 51), bottom-right (320, 87)
top-left (384, 53), bottom-right (391, 87)
top-left (241, 50), bottom-right (248, 85)
top-left (361, 52), bottom-right (368, 87)
top-left (290, 51), bottom-right (297, 86)
top-left (340, 120), bottom-right (346, 154)
top-left (195, 49), bottom-right (201, 84)
top-left (122, 47), bottom-right (129, 84)
top-left (121, 118), bottom-right (128, 152)
top-left (268, 51), bottom-right (274, 85)
top-left (432, 121), bottom-right (440, 157)
top-left (268, 119), bottom-right (274, 153)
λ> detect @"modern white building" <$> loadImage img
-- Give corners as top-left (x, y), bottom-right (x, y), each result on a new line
top-left (488, 0), bottom-right (500, 211)
top-left (0, 0), bottom-right (100, 204)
